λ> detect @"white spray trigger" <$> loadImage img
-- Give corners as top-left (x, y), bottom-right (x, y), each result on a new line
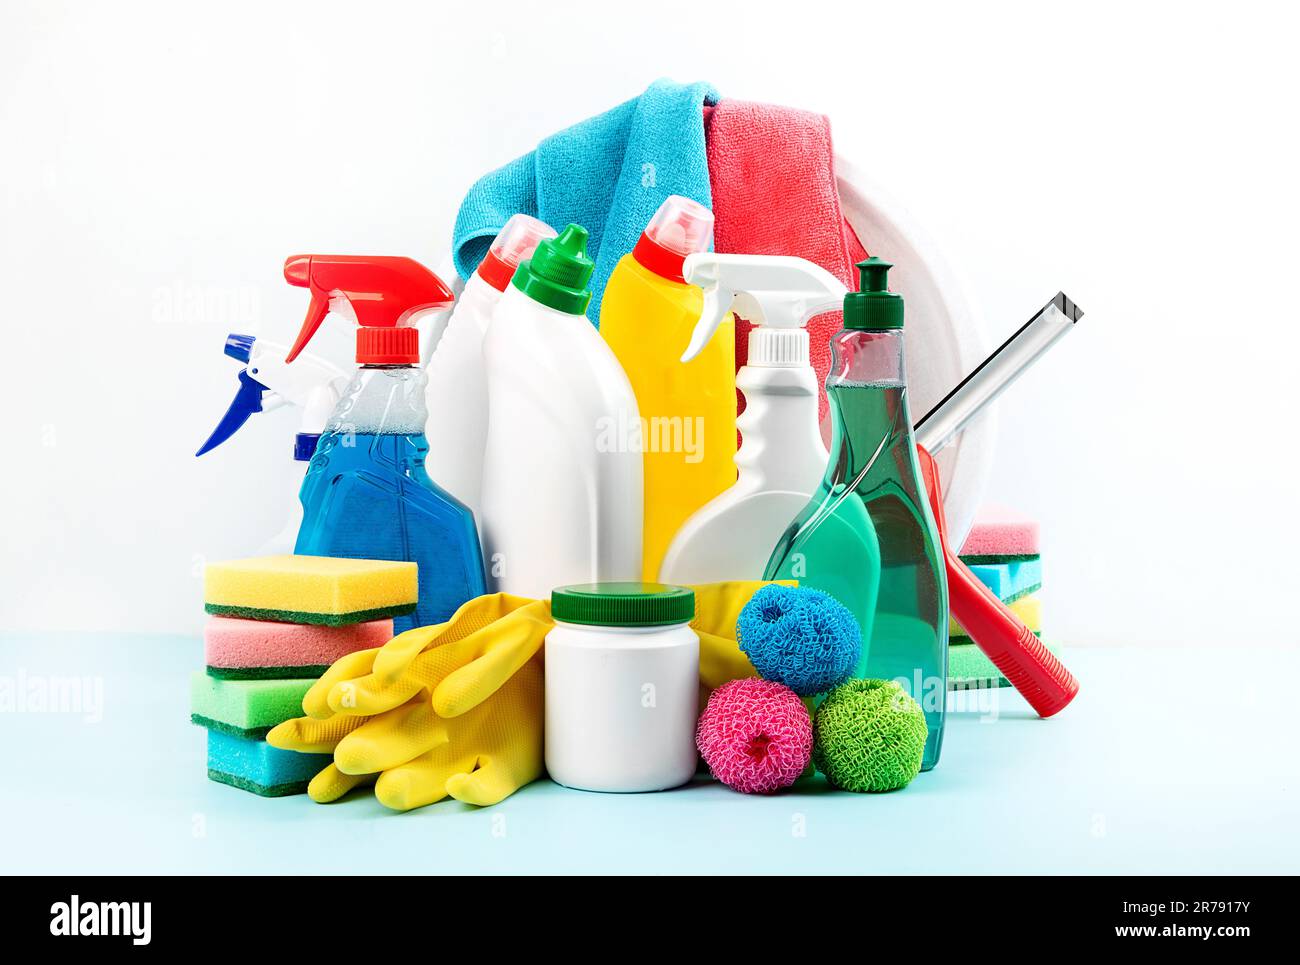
top-left (680, 253), bottom-right (848, 363)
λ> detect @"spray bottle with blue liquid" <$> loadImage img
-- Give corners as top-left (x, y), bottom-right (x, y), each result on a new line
top-left (282, 254), bottom-right (487, 632)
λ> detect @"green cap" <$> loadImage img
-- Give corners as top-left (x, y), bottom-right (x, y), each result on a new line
top-left (843, 257), bottom-right (903, 330)
top-left (551, 582), bottom-right (696, 627)
top-left (511, 223), bottom-right (594, 315)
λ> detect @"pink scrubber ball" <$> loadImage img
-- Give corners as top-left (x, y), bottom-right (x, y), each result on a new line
top-left (696, 678), bottom-right (813, 794)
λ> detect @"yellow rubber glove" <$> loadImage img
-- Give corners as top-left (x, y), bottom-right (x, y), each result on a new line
top-left (692, 580), bottom-right (794, 690)
top-left (271, 660), bottom-right (543, 810)
top-left (269, 593), bottom-right (550, 811)
top-left (269, 583), bottom-right (780, 811)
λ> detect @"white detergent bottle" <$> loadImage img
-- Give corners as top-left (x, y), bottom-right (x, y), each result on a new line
top-left (659, 254), bottom-right (846, 584)
top-left (480, 223), bottom-right (643, 598)
top-left (424, 214), bottom-right (557, 519)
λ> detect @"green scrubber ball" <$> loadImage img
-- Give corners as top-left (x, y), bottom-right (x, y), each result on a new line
top-left (813, 679), bottom-right (928, 792)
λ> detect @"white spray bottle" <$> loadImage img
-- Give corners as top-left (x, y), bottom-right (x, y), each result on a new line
top-left (196, 334), bottom-right (351, 554)
top-left (658, 254), bottom-right (846, 583)
top-left (423, 215), bottom-right (557, 520)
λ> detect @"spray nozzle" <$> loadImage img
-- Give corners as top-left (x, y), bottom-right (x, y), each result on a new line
top-left (198, 333), bottom-right (351, 458)
top-left (283, 255), bottom-right (455, 365)
top-left (679, 254), bottom-right (848, 366)
top-left (224, 333), bottom-right (256, 364)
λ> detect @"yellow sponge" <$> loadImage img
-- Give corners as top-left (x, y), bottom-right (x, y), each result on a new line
top-left (950, 593), bottom-right (1040, 637)
top-left (204, 555), bottom-right (417, 626)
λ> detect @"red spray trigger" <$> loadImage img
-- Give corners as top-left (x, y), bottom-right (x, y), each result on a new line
top-left (282, 255), bottom-right (454, 365)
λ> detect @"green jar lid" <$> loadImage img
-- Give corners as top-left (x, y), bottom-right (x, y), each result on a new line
top-left (511, 223), bottom-right (594, 315)
top-left (551, 582), bottom-right (696, 627)
top-left (843, 256), bottom-right (904, 330)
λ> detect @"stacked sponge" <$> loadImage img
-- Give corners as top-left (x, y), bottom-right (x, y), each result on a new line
top-left (192, 555), bottom-right (417, 796)
top-left (949, 508), bottom-right (1059, 689)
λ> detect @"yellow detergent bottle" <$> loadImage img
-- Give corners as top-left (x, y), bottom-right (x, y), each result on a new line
top-left (600, 196), bottom-right (737, 581)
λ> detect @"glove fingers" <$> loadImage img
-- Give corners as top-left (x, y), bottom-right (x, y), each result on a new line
top-left (372, 594), bottom-right (539, 683)
top-left (374, 750), bottom-right (459, 812)
top-left (266, 713), bottom-right (369, 753)
top-left (327, 670), bottom-right (423, 717)
top-left (444, 662), bottom-right (544, 806)
top-left (445, 753), bottom-right (539, 808)
top-left (431, 602), bottom-right (551, 718)
top-left (333, 698), bottom-right (448, 775)
top-left (370, 623), bottom-right (445, 684)
top-left (303, 648), bottom-right (381, 719)
top-left (307, 764), bottom-right (377, 804)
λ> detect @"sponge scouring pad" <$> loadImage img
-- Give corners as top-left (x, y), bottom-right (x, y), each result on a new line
top-left (958, 506), bottom-right (1040, 560)
top-left (949, 639), bottom-right (1061, 689)
top-left (950, 592), bottom-right (1040, 637)
top-left (190, 672), bottom-right (314, 739)
top-left (206, 730), bottom-right (330, 797)
top-left (205, 615), bottom-right (392, 679)
top-left (204, 555), bottom-right (417, 626)
top-left (963, 557), bottom-right (1041, 604)
top-left (735, 584), bottom-right (861, 696)
top-left (813, 679), bottom-right (927, 792)
top-left (696, 678), bottom-right (813, 794)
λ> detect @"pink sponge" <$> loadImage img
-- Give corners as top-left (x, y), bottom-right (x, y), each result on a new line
top-left (696, 679), bottom-right (813, 794)
top-left (959, 505), bottom-right (1040, 558)
top-left (205, 616), bottom-right (393, 679)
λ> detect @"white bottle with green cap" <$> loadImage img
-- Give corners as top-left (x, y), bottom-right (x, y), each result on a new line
top-left (480, 224), bottom-right (644, 599)
top-left (545, 583), bottom-right (699, 793)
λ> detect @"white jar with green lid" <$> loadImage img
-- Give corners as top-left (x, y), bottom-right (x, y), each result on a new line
top-left (546, 582), bottom-right (699, 793)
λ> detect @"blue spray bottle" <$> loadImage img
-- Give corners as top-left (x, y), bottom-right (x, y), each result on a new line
top-left (282, 254), bottom-right (487, 632)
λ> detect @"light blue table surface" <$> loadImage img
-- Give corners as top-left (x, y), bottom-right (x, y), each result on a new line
top-left (1, 634), bottom-right (1295, 875)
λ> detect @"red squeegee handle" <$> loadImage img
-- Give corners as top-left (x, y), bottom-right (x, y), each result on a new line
top-left (917, 444), bottom-right (1079, 718)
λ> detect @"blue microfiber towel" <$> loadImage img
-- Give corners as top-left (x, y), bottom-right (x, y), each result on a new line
top-left (452, 78), bottom-right (718, 325)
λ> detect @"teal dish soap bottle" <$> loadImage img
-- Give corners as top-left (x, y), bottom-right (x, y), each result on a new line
top-left (282, 255), bottom-right (487, 633)
top-left (766, 258), bottom-right (948, 769)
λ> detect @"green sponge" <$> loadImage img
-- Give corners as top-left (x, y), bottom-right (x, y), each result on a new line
top-left (813, 679), bottom-right (928, 792)
top-left (189, 673), bottom-right (313, 739)
top-left (948, 638), bottom-right (1060, 690)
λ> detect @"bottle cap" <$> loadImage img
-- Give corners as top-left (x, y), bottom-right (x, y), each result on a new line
top-left (223, 333), bottom-right (255, 364)
top-left (551, 582), bottom-right (696, 627)
top-left (511, 224), bottom-right (594, 315)
top-left (633, 195), bottom-right (714, 282)
top-left (477, 215), bottom-right (557, 292)
top-left (294, 432), bottom-right (321, 461)
top-left (843, 257), bottom-right (903, 330)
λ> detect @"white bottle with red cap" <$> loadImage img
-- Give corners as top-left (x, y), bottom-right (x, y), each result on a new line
top-left (424, 214), bottom-right (556, 520)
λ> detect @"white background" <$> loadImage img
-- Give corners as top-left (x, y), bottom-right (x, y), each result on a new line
top-left (2, 0), bottom-right (1296, 645)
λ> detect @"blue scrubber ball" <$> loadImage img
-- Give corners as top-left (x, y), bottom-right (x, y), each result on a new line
top-left (736, 585), bottom-right (861, 696)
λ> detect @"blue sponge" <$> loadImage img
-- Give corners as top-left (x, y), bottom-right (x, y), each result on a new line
top-left (206, 730), bottom-right (330, 797)
top-left (963, 557), bottom-right (1041, 603)
top-left (736, 585), bottom-right (861, 696)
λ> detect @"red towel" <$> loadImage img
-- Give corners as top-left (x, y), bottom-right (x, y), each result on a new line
top-left (704, 102), bottom-right (867, 428)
